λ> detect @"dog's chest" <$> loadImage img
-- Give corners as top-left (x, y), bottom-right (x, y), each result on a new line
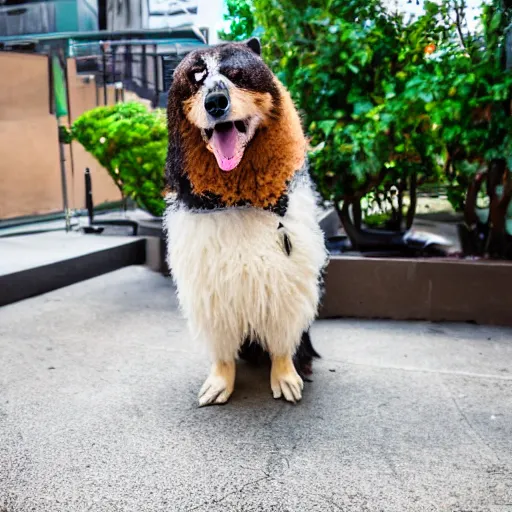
top-left (165, 184), bottom-right (326, 289)
top-left (167, 207), bottom-right (295, 273)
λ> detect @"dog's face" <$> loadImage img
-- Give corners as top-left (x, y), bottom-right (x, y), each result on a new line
top-left (170, 38), bottom-right (279, 172)
top-left (166, 38), bottom-right (306, 209)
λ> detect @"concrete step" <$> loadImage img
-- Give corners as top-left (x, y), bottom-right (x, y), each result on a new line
top-left (0, 231), bottom-right (145, 307)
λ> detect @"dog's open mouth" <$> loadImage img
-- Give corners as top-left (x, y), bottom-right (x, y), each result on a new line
top-left (204, 120), bottom-right (249, 172)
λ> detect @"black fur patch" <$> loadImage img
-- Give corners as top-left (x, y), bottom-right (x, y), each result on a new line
top-left (169, 166), bottom-right (292, 213)
top-left (238, 337), bottom-right (269, 367)
top-left (238, 330), bottom-right (321, 381)
top-left (317, 256), bottom-right (328, 306)
top-left (293, 330), bottom-right (321, 381)
top-left (283, 234), bottom-right (292, 256)
top-left (187, 57), bottom-right (207, 88)
top-left (277, 223), bottom-right (292, 256)
top-left (265, 193), bottom-right (289, 217)
top-left (171, 172), bottom-right (226, 210)
top-left (246, 37), bottom-right (261, 56)
top-left (217, 44), bottom-right (280, 105)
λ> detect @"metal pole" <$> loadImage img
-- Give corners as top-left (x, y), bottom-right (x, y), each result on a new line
top-left (112, 45), bottom-right (118, 102)
top-left (153, 43), bottom-right (159, 107)
top-left (63, 49), bottom-right (76, 222)
top-left (142, 44), bottom-right (147, 90)
top-left (57, 119), bottom-right (71, 232)
top-left (85, 167), bottom-right (94, 225)
top-left (101, 42), bottom-right (108, 105)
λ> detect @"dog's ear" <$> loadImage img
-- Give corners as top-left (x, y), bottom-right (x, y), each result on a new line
top-left (165, 85), bottom-right (185, 193)
top-left (245, 37), bottom-right (261, 56)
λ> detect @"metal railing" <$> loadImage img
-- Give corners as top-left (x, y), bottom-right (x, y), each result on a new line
top-left (70, 37), bottom-right (195, 107)
top-left (0, 25), bottom-right (207, 107)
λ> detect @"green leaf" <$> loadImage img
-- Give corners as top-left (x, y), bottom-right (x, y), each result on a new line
top-left (418, 91), bottom-right (434, 103)
top-left (353, 101), bottom-right (373, 117)
top-left (317, 120), bottom-right (337, 137)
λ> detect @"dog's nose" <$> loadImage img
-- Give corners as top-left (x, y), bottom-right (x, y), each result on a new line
top-left (204, 90), bottom-right (230, 119)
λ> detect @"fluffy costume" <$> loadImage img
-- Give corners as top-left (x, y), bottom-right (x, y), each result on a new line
top-left (164, 38), bottom-right (327, 406)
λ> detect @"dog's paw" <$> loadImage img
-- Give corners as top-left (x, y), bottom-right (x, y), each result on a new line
top-left (198, 361), bottom-right (235, 407)
top-left (198, 375), bottom-right (232, 406)
top-left (271, 355), bottom-right (304, 403)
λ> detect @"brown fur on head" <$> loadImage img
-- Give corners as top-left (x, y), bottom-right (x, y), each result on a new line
top-left (166, 38), bottom-right (306, 209)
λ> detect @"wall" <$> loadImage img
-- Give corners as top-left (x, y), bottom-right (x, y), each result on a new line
top-left (0, 52), bottom-right (63, 219)
top-left (0, 52), bottom-right (122, 220)
top-left (66, 59), bottom-right (122, 212)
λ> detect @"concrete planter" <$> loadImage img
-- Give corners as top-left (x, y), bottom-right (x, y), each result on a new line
top-left (137, 217), bottom-right (169, 276)
top-left (318, 209), bottom-right (512, 327)
top-left (319, 254), bottom-right (512, 326)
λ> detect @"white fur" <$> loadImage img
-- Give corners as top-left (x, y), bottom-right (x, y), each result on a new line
top-left (164, 182), bottom-right (327, 362)
top-left (203, 54), bottom-right (220, 80)
top-left (194, 70), bottom-right (207, 83)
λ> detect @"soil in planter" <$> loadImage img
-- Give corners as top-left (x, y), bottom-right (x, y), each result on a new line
top-left (326, 217), bottom-right (459, 258)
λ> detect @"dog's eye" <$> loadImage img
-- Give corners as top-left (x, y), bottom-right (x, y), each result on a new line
top-left (189, 67), bottom-right (207, 84)
top-left (224, 68), bottom-right (243, 82)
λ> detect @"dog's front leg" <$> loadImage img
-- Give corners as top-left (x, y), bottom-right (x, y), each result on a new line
top-left (270, 353), bottom-right (304, 403)
top-left (198, 360), bottom-right (236, 407)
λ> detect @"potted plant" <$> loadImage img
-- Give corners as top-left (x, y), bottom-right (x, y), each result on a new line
top-left (69, 101), bottom-right (167, 218)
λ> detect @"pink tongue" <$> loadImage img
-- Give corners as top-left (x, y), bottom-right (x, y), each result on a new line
top-left (211, 125), bottom-right (240, 172)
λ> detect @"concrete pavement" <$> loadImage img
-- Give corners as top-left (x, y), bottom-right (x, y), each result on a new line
top-left (0, 266), bottom-right (511, 511)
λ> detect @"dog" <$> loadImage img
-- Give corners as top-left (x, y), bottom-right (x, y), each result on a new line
top-left (164, 37), bottom-right (327, 406)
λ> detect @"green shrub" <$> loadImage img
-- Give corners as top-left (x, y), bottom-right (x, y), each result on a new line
top-left (414, 0), bottom-right (512, 212)
top-left (250, 0), bottom-right (445, 227)
top-left (218, 0), bottom-right (257, 41)
top-left (70, 102), bottom-right (167, 217)
top-left (228, 0), bottom-right (512, 223)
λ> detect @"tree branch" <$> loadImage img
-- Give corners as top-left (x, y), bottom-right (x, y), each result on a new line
top-left (453, 1), bottom-right (469, 51)
top-left (406, 172), bottom-right (417, 229)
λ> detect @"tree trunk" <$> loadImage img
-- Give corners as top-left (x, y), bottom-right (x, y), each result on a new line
top-left (406, 172), bottom-right (417, 229)
top-left (491, 164), bottom-right (511, 232)
top-left (352, 199), bottom-right (362, 230)
top-left (335, 200), bottom-right (358, 249)
top-left (464, 171), bottom-right (487, 228)
top-left (397, 184), bottom-right (404, 230)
